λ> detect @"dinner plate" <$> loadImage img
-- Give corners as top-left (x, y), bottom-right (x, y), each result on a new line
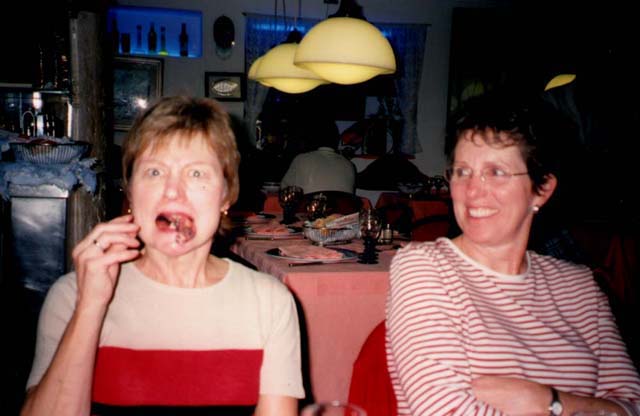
top-left (245, 226), bottom-right (302, 239)
top-left (265, 247), bottom-right (358, 263)
top-left (244, 212), bottom-right (277, 224)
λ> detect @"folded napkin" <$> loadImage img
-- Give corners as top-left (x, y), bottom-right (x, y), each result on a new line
top-left (278, 245), bottom-right (344, 260)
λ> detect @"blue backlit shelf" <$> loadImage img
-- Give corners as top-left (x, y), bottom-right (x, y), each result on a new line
top-left (108, 6), bottom-right (202, 58)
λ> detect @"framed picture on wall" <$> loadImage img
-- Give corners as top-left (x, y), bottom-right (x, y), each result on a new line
top-left (113, 56), bottom-right (163, 130)
top-left (205, 72), bottom-right (246, 101)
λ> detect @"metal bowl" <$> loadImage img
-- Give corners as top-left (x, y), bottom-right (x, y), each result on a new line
top-left (10, 141), bottom-right (90, 164)
top-left (303, 224), bottom-right (359, 246)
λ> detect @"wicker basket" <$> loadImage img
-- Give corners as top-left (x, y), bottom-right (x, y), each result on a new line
top-left (10, 141), bottom-right (90, 164)
top-left (303, 224), bottom-right (359, 246)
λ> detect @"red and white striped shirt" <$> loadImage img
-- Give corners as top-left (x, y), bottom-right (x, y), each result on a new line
top-left (386, 238), bottom-right (640, 416)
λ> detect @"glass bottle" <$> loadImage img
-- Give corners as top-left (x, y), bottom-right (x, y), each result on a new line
top-left (159, 26), bottom-right (167, 55)
top-left (136, 25), bottom-right (142, 51)
top-left (179, 23), bottom-right (189, 57)
top-left (111, 18), bottom-right (119, 54)
top-left (147, 22), bottom-right (157, 53)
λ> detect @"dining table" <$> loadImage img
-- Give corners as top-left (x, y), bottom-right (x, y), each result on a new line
top-left (230, 235), bottom-right (395, 403)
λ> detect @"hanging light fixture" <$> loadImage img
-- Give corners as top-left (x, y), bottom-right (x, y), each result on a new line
top-left (294, 0), bottom-right (395, 85)
top-left (248, 0), bottom-right (328, 94)
top-left (248, 56), bottom-right (272, 87)
top-left (544, 73), bottom-right (576, 91)
top-left (254, 41), bottom-right (330, 93)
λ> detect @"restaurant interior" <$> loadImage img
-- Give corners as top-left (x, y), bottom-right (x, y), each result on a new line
top-left (1, 0), bottom-right (638, 414)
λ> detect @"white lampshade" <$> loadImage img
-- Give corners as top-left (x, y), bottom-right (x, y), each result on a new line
top-left (255, 43), bottom-right (329, 94)
top-left (544, 74), bottom-right (576, 91)
top-left (294, 17), bottom-right (396, 85)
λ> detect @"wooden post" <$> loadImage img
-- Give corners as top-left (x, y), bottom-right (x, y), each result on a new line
top-left (66, 11), bottom-right (107, 271)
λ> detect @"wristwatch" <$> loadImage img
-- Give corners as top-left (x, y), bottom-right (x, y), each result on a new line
top-left (548, 387), bottom-right (564, 416)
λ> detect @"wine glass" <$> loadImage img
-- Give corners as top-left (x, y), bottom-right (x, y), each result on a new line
top-left (306, 193), bottom-right (328, 221)
top-left (300, 401), bottom-right (365, 416)
top-left (279, 185), bottom-right (303, 224)
top-left (359, 208), bottom-right (382, 264)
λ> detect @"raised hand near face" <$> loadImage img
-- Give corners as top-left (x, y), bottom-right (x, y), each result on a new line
top-left (71, 214), bottom-right (141, 309)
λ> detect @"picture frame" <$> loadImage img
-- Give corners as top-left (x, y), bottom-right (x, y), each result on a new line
top-left (113, 56), bottom-right (163, 130)
top-left (205, 72), bottom-right (246, 101)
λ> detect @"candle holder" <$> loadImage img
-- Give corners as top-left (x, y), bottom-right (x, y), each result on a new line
top-left (279, 185), bottom-right (303, 224)
top-left (358, 209), bottom-right (381, 264)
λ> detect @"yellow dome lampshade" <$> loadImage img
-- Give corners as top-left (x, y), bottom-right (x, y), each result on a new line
top-left (544, 74), bottom-right (576, 91)
top-left (255, 43), bottom-right (330, 94)
top-left (294, 17), bottom-right (396, 85)
top-left (248, 56), bottom-right (273, 87)
top-left (248, 56), bottom-right (263, 80)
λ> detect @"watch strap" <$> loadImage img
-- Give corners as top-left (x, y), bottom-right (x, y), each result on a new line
top-left (548, 387), bottom-right (563, 416)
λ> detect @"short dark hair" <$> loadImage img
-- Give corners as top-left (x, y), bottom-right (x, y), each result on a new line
top-left (445, 94), bottom-right (562, 195)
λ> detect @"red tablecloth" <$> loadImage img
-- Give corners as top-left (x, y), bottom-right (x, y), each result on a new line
top-left (231, 237), bottom-right (392, 403)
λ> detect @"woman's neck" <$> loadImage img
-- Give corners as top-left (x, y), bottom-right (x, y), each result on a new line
top-left (452, 235), bottom-right (528, 275)
top-left (135, 246), bottom-right (227, 288)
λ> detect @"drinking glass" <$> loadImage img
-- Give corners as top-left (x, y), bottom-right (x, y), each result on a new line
top-left (300, 401), bottom-right (365, 416)
top-left (279, 185), bottom-right (303, 224)
top-left (306, 193), bottom-right (328, 221)
top-left (359, 208), bottom-right (382, 264)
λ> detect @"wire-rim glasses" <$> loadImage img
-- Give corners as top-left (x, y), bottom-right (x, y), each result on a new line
top-left (445, 166), bottom-right (529, 186)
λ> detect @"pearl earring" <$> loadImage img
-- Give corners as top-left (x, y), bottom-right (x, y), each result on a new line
top-left (532, 205), bottom-right (540, 213)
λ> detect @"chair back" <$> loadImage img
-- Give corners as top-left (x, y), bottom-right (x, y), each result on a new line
top-left (348, 321), bottom-right (397, 416)
top-left (410, 214), bottom-right (451, 241)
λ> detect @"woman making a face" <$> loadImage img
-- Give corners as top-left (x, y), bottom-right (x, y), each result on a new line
top-left (22, 97), bottom-right (304, 416)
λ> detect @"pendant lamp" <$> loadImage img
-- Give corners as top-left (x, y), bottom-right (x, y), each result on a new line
top-left (294, 0), bottom-right (396, 85)
top-left (254, 43), bottom-right (329, 94)
top-left (544, 74), bottom-right (576, 91)
top-left (248, 56), bottom-right (272, 87)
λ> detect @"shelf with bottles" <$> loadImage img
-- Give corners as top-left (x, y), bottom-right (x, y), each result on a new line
top-left (108, 6), bottom-right (202, 58)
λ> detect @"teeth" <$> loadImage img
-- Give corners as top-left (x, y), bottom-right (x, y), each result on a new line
top-left (468, 207), bottom-right (497, 218)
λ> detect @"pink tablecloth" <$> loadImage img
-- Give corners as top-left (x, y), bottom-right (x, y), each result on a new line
top-left (231, 238), bottom-right (392, 403)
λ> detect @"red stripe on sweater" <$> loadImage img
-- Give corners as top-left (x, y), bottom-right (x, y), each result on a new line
top-left (92, 347), bottom-right (263, 406)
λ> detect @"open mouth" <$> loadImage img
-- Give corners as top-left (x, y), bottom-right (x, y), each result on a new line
top-left (156, 213), bottom-right (195, 244)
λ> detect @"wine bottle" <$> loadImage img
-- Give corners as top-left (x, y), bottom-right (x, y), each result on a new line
top-left (136, 25), bottom-right (142, 51)
top-left (159, 26), bottom-right (167, 55)
top-left (111, 18), bottom-right (119, 54)
top-left (148, 22), bottom-right (157, 53)
top-left (179, 23), bottom-right (189, 57)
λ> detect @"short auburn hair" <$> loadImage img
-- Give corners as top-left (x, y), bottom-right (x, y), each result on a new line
top-left (122, 96), bottom-right (240, 207)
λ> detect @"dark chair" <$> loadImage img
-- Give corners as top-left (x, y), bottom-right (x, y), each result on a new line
top-left (299, 191), bottom-right (364, 215)
top-left (348, 321), bottom-right (397, 416)
top-left (410, 214), bottom-right (451, 241)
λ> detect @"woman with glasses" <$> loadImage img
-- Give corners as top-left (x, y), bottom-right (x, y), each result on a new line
top-left (386, 95), bottom-right (640, 416)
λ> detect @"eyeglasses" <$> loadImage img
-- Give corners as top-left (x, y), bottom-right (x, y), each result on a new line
top-left (445, 166), bottom-right (529, 185)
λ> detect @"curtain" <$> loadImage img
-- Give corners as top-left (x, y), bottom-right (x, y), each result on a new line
top-left (244, 14), bottom-right (319, 146)
top-left (379, 22), bottom-right (429, 155)
top-left (244, 14), bottom-right (429, 155)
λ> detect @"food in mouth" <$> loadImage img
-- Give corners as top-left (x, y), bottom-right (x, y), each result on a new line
top-left (156, 213), bottom-right (195, 244)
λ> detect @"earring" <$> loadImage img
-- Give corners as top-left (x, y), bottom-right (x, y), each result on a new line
top-left (222, 209), bottom-right (228, 216)
top-left (532, 205), bottom-right (540, 213)
top-left (127, 207), bottom-right (132, 214)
